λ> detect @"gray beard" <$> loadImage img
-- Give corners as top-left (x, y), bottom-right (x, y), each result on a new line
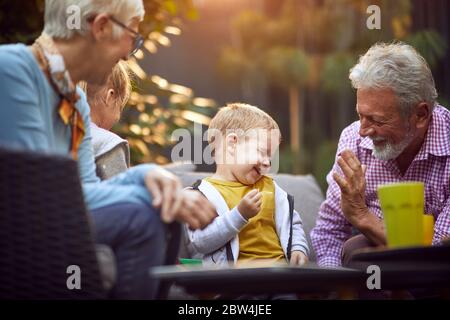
top-left (372, 132), bottom-right (415, 160)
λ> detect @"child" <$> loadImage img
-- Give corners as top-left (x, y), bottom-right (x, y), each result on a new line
top-left (85, 61), bottom-right (131, 131)
top-left (80, 61), bottom-right (131, 179)
top-left (186, 103), bottom-right (309, 266)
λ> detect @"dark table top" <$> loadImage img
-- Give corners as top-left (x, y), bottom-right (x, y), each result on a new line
top-left (153, 244), bottom-right (450, 296)
top-left (349, 244), bottom-right (450, 291)
top-left (352, 243), bottom-right (450, 264)
top-left (150, 263), bottom-right (368, 295)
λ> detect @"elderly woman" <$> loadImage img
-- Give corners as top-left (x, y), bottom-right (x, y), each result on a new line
top-left (0, 0), bottom-right (215, 299)
top-left (311, 42), bottom-right (450, 268)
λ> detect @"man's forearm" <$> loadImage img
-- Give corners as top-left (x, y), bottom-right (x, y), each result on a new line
top-left (354, 209), bottom-right (387, 246)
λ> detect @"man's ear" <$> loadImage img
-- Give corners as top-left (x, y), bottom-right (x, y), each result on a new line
top-left (90, 13), bottom-right (112, 42)
top-left (414, 102), bottom-right (431, 129)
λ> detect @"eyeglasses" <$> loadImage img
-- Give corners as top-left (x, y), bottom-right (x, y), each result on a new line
top-left (108, 16), bottom-right (144, 57)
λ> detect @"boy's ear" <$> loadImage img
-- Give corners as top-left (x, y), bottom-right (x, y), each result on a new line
top-left (226, 133), bottom-right (238, 154)
top-left (226, 133), bottom-right (238, 145)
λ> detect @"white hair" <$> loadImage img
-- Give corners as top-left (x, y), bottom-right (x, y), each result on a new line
top-left (44, 0), bottom-right (145, 39)
top-left (349, 42), bottom-right (437, 117)
top-left (371, 131), bottom-right (415, 160)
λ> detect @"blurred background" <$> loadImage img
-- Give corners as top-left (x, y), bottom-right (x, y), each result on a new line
top-left (2, 0), bottom-right (449, 191)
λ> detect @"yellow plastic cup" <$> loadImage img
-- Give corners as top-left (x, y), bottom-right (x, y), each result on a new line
top-left (423, 214), bottom-right (434, 246)
top-left (377, 182), bottom-right (424, 248)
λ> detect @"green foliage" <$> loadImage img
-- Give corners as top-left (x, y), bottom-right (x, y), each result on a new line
top-left (320, 53), bottom-right (356, 94)
top-left (312, 140), bottom-right (338, 193)
top-left (140, 0), bottom-right (199, 37)
top-left (0, 0), bottom-right (44, 44)
top-left (121, 0), bottom-right (218, 164)
top-left (406, 30), bottom-right (448, 68)
top-left (438, 96), bottom-right (450, 111)
top-left (218, 47), bottom-right (260, 84)
top-left (264, 47), bottom-right (309, 89)
top-left (117, 72), bottom-right (217, 164)
top-left (232, 11), bottom-right (269, 55)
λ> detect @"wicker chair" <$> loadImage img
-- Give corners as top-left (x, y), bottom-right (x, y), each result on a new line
top-left (0, 147), bottom-right (106, 299)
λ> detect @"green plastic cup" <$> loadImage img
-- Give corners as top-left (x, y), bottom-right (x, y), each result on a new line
top-left (377, 181), bottom-right (424, 248)
top-left (178, 258), bottom-right (203, 265)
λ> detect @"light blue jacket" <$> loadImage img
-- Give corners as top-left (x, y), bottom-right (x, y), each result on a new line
top-left (0, 44), bottom-right (156, 211)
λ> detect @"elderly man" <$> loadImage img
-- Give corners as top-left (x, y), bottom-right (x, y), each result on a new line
top-left (311, 42), bottom-right (450, 267)
top-left (0, 0), bottom-right (215, 298)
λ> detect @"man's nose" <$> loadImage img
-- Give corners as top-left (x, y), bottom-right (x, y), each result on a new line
top-left (359, 120), bottom-right (375, 137)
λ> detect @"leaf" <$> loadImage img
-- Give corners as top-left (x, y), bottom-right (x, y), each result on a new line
top-left (186, 7), bottom-right (199, 21)
top-left (320, 53), bottom-right (356, 94)
top-left (405, 30), bottom-right (447, 68)
top-left (263, 47), bottom-right (309, 89)
top-left (163, 0), bottom-right (178, 16)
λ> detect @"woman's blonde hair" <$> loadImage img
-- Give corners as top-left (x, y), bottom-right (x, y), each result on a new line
top-left (81, 61), bottom-right (131, 112)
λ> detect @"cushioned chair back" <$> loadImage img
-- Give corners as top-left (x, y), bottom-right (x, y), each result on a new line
top-left (0, 147), bottom-right (105, 299)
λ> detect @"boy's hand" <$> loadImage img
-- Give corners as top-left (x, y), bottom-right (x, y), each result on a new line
top-left (238, 189), bottom-right (262, 220)
top-left (290, 251), bottom-right (308, 266)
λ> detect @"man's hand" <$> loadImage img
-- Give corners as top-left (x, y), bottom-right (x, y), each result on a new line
top-left (333, 150), bottom-right (387, 246)
top-left (175, 189), bottom-right (217, 230)
top-left (238, 189), bottom-right (262, 220)
top-left (144, 167), bottom-right (183, 223)
top-left (332, 149), bottom-right (369, 227)
top-left (290, 251), bottom-right (308, 266)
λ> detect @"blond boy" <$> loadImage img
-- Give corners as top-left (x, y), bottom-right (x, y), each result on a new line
top-left (186, 103), bottom-right (309, 265)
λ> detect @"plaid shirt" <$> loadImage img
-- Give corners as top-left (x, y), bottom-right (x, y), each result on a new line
top-left (311, 105), bottom-right (450, 267)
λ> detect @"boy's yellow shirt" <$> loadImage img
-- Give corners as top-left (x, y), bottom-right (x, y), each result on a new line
top-left (205, 176), bottom-right (285, 262)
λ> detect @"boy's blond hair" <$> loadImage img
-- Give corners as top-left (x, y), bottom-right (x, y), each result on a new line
top-left (208, 103), bottom-right (280, 150)
top-left (80, 61), bottom-right (131, 111)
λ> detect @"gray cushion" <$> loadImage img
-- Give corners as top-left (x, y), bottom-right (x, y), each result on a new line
top-left (176, 172), bottom-right (324, 261)
top-left (95, 143), bottom-right (129, 180)
top-left (163, 161), bottom-right (197, 173)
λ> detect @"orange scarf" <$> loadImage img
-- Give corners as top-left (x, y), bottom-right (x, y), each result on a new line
top-left (31, 33), bottom-right (85, 159)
